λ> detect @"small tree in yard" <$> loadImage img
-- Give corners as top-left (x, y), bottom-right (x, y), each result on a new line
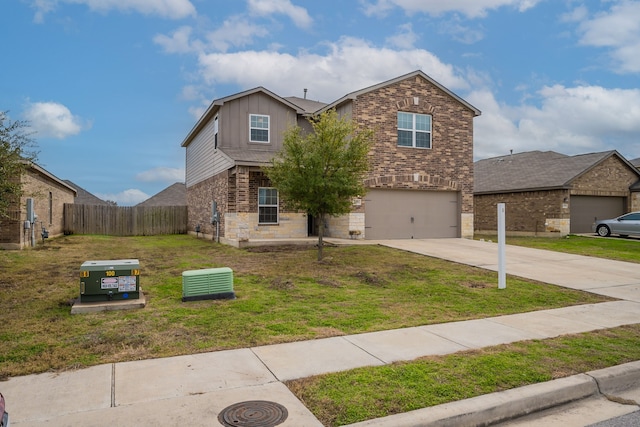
top-left (0, 111), bottom-right (38, 219)
top-left (266, 109), bottom-right (374, 261)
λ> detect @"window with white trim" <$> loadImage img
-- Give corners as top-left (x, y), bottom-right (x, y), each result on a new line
top-left (250, 114), bottom-right (270, 143)
top-left (397, 112), bottom-right (431, 148)
top-left (258, 187), bottom-right (278, 224)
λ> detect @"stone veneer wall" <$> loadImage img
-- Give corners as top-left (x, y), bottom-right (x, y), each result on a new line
top-left (325, 212), bottom-right (365, 239)
top-left (224, 212), bottom-right (307, 241)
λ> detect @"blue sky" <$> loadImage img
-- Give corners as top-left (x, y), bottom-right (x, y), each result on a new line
top-left (3, 0), bottom-right (640, 205)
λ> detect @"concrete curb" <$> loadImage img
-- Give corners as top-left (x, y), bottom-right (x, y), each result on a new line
top-left (345, 362), bottom-right (640, 427)
top-left (588, 360), bottom-right (640, 395)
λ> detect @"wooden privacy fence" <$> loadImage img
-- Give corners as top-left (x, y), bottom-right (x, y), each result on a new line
top-left (64, 204), bottom-right (188, 236)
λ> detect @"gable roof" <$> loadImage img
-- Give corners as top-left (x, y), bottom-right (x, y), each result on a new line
top-left (136, 182), bottom-right (186, 207)
top-left (474, 150), bottom-right (640, 194)
top-left (64, 180), bottom-right (108, 205)
top-left (631, 157), bottom-right (640, 168)
top-left (181, 87), bottom-right (308, 148)
top-left (25, 162), bottom-right (77, 195)
top-left (319, 70), bottom-right (481, 116)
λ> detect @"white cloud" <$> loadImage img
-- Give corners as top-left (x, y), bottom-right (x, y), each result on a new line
top-left (205, 16), bottom-right (269, 52)
top-left (155, 17), bottom-right (270, 55)
top-left (560, 5), bottom-right (588, 24)
top-left (31, 0), bottom-right (196, 22)
top-left (153, 26), bottom-right (203, 54)
top-left (575, 1), bottom-right (640, 73)
top-left (248, 0), bottom-right (313, 29)
top-left (96, 189), bottom-right (150, 206)
top-left (135, 167), bottom-right (185, 182)
top-left (469, 84), bottom-right (640, 160)
top-left (385, 23), bottom-right (419, 49)
top-left (362, 0), bottom-right (542, 19)
top-left (23, 101), bottom-right (89, 139)
top-left (196, 37), bottom-right (468, 102)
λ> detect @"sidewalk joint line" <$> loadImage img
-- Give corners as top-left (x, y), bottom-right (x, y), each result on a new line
top-left (341, 336), bottom-right (387, 365)
top-left (249, 348), bottom-right (281, 382)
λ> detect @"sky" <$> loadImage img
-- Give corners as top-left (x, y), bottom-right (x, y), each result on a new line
top-left (2, 0), bottom-right (640, 205)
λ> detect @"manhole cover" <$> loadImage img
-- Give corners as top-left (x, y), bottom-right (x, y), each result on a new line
top-left (218, 400), bottom-right (288, 427)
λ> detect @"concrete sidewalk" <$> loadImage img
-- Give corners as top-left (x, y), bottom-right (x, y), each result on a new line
top-left (4, 238), bottom-right (640, 426)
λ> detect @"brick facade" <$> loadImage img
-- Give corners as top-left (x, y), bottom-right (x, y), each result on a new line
top-left (186, 172), bottom-right (229, 239)
top-left (348, 75), bottom-right (475, 238)
top-left (353, 75), bottom-right (475, 217)
top-left (0, 167), bottom-right (75, 249)
top-left (571, 156), bottom-right (639, 203)
top-left (475, 189), bottom-right (567, 235)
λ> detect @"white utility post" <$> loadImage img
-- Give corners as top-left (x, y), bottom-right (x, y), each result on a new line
top-left (498, 203), bottom-right (506, 289)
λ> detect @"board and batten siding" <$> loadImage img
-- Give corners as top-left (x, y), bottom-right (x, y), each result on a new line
top-left (219, 93), bottom-right (297, 152)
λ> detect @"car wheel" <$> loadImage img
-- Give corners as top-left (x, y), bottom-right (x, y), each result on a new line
top-left (597, 225), bottom-right (611, 237)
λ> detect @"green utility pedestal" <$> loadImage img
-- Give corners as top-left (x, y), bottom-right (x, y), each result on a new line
top-left (79, 259), bottom-right (140, 303)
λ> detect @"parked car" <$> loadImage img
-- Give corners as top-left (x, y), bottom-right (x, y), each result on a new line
top-left (0, 392), bottom-right (8, 427)
top-left (593, 211), bottom-right (640, 237)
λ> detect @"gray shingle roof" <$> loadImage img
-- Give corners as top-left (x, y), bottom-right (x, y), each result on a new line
top-left (284, 96), bottom-right (327, 114)
top-left (136, 182), bottom-right (186, 206)
top-left (474, 150), bottom-right (622, 194)
top-left (63, 180), bottom-right (107, 205)
top-left (631, 157), bottom-right (640, 168)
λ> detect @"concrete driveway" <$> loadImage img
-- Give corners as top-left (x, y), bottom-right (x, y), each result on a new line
top-left (376, 238), bottom-right (640, 302)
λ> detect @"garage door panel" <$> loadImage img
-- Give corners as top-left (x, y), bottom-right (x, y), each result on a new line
top-left (365, 190), bottom-right (459, 239)
top-left (570, 196), bottom-right (625, 233)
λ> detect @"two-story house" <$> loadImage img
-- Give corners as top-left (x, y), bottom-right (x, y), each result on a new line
top-left (181, 70), bottom-right (480, 245)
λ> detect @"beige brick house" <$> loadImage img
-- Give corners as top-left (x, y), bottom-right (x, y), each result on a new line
top-left (0, 162), bottom-right (76, 249)
top-left (182, 70), bottom-right (480, 245)
top-left (474, 150), bottom-right (640, 236)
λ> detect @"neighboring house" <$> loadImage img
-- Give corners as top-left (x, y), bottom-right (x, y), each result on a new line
top-left (136, 182), bottom-right (186, 207)
top-left (474, 150), bottom-right (640, 236)
top-left (0, 162), bottom-right (76, 249)
top-left (181, 70), bottom-right (480, 245)
top-left (631, 157), bottom-right (640, 171)
top-left (63, 180), bottom-right (110, 205)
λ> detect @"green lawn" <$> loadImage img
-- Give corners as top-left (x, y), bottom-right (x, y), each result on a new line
top-left (476, 234), bottom-right (640, 264)
top-left (0, 234), bottom-right (609, 378)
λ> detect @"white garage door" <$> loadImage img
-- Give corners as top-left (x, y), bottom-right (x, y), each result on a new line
top-left (364, 189), bottom-right (459, 239)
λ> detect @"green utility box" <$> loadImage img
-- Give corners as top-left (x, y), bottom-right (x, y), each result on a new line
top-left (80, 259), bottom-right (140, 303)
top-left (182, 267), bottom-right (235, 302)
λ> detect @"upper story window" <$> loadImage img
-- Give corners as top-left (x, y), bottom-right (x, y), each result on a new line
top-left (258, 187), bottom-right (278, 224)
top-left (397, 112), bottom-right (431, 149)
top-left (250, 114), bottom-right (270, 143)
